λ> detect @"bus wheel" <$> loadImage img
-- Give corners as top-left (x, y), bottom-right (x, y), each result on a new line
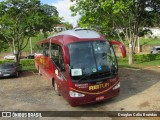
top-left (54, 80), bottom-right (61, 96)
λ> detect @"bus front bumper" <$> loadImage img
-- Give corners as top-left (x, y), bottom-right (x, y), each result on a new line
top-left (68, 87), bottom-right (120, 107)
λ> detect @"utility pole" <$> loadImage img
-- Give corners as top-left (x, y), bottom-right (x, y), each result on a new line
top-left (29, 37), bottom-right (33, 54)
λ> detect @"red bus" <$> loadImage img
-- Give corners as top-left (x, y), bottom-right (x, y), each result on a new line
top-left (34, 29), bottom-right (126, 106)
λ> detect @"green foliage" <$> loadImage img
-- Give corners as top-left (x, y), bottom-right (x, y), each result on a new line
top-left (0, 0), bottom-right (61, 62)
top-left (71, 0), bottom-right (159, 37)
top-left (139, 38), bottom-right (160, 45)
top-left (0, 60), bottom-right (15, 64)
top-left (134, 54), bottom-right (160, 62)
top-left (0, 59), bottom-right (36, 71)
top-left (0, 59), bottom-right (35, 66)
top-left (123, 37), bottom-right (160, 46)
top-left (23, 33), bottom-right (46, 52)
top-left (71, 0), bottom-right (160, 64)
top-left (41, 4), bottom-right (59, 17)
top-left (118, 54), bottom-right (160, 63)
top-left (118, 59), bottom-right (160, 68)
top-left (0, 40), bottom-right (9, 52)
top-left (20, 59), bottom-right (35, 66)
top-left (62, 22), bottom-right (73, 30)
top-left (22, 66), bottom-right (36, 71)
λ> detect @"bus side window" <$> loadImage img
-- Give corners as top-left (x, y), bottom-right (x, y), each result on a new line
top-left (58, 46), bottom-right (66, 78)
top-left (50, 43), bottom-right (59, 66)
top-left (50, 43), bottom-right (66, 73)
top-left (59, 48), bottom-right (65, 71)
top-left (43, 43), bottom-right (49, 56)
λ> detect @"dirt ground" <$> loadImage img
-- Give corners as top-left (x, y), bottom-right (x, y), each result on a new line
top-left (0, 67), bottom-right (160, 120)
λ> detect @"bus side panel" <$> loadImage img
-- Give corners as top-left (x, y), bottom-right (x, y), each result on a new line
top-left (35, 53), bottom-right (43, 73)
top-left (54, 68), bottom-right (69, 98)
top-left (35, 54), bottom-right (54, 82)
top-left (59, 64), bottom-right (70, 102)
top-left (43, 56), bottom-right (55, 82)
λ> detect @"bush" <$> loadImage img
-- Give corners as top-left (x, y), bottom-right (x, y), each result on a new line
top-left (0, 60), bottom-right (14, 64)
top-left (0, 59), bottom-right (35, 67)
top-left (134, 54), bottom-right (160, 62)
top-left (118, 54), bottom-right (160, 62)
top-left (20, 59), bottom-right (35, 66)
top-left (117, 56), bottom-right (128, 62)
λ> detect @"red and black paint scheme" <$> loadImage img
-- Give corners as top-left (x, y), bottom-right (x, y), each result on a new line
top-left (34, 28), bottom-right (126, 106)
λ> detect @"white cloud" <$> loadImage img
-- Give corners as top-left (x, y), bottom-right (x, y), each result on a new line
top-left (52, 0), bottom-right (80, 27)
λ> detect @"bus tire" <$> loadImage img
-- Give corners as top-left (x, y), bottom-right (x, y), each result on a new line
top-left (53, 80), bottom-right (61, 96)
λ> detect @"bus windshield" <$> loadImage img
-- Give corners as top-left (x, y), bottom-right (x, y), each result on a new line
top-left (68, 41), bottom-right (118, 83)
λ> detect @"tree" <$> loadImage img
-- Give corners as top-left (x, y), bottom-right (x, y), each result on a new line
top-left (0, 0), bottom-right (60, 63)
top-left (0, 34), bottom-right (9, 52)
top-left (71, 0), bottom-right (160, 64)
top-left (63, 22), bottom-right (73, 30)
top-left (41, 4), bottom-right (58, 17)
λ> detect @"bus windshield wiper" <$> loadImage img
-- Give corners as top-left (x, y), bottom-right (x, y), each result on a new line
top-left (77, 73), bottom-right (93, 83)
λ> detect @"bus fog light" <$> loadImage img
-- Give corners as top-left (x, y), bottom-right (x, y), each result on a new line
top-left (113, 82), bottom-right (120, 90)
top-left (69, 91), bottom-right (85, 97)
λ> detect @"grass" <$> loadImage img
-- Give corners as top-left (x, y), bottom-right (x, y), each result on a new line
top-left (139, 37), bottom-right (160, 46)
top-left (22, 65), bottom-right (37, 72)
top-left (123, 37), bottom-right (160, 46)
top-left (23, 33), bottom-right (47, 52)
top-left (118, 59), bottom-right (160, 69)
top-left (3, 32), bottom-right (54, 53)
top-left (23, 32), bottom-right (57, 52)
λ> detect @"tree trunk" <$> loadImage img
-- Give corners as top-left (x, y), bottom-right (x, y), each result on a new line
top-left (137, 37), bottom-right (140, 53)
top-left (129, 44), bottom-right (134, 64)
top-left (15, 54), bottom-right (19, 63)
top-left (29, 37), bottom-right (33, 54)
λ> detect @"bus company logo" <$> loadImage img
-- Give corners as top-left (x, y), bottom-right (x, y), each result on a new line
top-left (2, 112), bottom-right (11, 117)
top-left (89, 83), bottom-right (109, 90)
top-left (40, 58), bottom-right (45, 65)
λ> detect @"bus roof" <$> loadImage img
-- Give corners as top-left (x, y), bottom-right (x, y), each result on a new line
top-left (48, 28), bottom-right (101, 39)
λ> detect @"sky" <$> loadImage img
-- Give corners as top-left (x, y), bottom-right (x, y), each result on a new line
top-left (41, 0), bottom-right (80, 27)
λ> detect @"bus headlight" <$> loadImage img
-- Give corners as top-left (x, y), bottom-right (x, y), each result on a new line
top-left (69, 91), bottom-right (85, 97)
top-left (113, 82), bottom-right (120, 90)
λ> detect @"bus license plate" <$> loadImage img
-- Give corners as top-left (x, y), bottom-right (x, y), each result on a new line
top-left (96, 96), bottom-right (104, 101)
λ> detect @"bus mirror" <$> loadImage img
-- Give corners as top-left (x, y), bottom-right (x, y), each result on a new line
top-left (62, 46), bottom-right (70, 64)
top-left (110, 40), bottom-right (126, 58)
